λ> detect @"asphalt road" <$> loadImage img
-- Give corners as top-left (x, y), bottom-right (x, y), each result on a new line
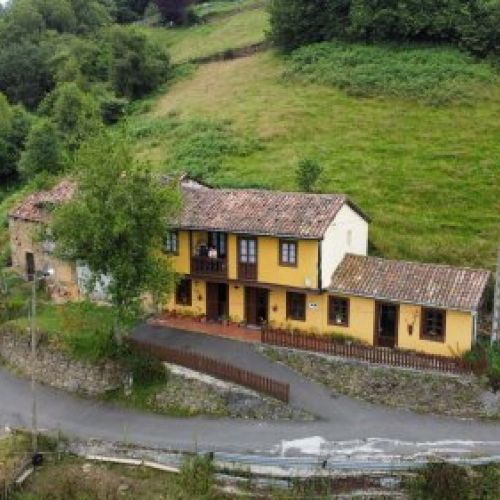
top-left (2, 325), bottom-right (500, 460)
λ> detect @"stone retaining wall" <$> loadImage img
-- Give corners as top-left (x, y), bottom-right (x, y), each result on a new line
top-left (0, 330), bottom-right (125, 396)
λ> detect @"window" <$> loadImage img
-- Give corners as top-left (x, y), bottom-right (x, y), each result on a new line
top-left (286, 292), bottom-right (306, 321)
top-left (328, 296), bottom-right (349, 326)
top-left (164, 231), bottom-right (178, 254)
top-left (209, 232), bottom-right (227, 258)
top-left (347, 230), bottom-right (353, 247)
top-left (280, 240), bottom-right (297, 266)
top-left (421, 308), bottom-right (446, 341)
top-left (239, 238), bottom-right (257, 264)
top-left (175, 278), bottom-right (192, 306)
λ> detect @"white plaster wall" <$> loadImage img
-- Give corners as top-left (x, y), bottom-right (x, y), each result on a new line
top-left (320, 204), bottom-right (368, 289)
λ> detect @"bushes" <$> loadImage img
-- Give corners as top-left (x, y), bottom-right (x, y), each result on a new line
top-left (407, 462), bottom-right (500, 500)
top-left (107, 25), bottom-right (171, 99)
top-left (18, 118), bottom-right (65, 179)
top-left (179, 455), bottom-right (217, 499)
top-left (408, 462), bottom-right (472, 500)
top-left (269, 0), bottom-right (500, 61)
top-left (285, 41), bottom-right (497, 104)
top-left (464, 340), bottom-right (500, 392)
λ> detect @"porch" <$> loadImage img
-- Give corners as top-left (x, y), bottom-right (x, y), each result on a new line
top-left (148, 314), bottom-right (262, 343)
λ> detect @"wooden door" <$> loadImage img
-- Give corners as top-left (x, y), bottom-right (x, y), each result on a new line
top-left (245, 287), bottom-right (258, 326)
top-left (374, 302), bottom-right (399, 348)
top-left (256, 288), bottom-right (269, 324)
top-left (26, 252), bottom-right (35, 281)
top-left (206, 283), bottom-right (219, 321)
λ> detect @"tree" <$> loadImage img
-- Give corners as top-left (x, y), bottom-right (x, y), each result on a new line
top-left (269, 0), bottom-right (350, 52)
top-left (52, 132), bottom-right (181, 340)
top-left (0, 40), bottom-right (54, 109)
top-left (295, 158), bottom-right (323, 193)
top-left (0, 93), bottom-right (31, 179)
top-left (108, 25), bottom-right (171, 99)
top-left (43, 82), bottom-right (103, 150)
top-left (154, 0), bottom-right (194, 25)
top-left (18, 118), bottom-right (64, 179)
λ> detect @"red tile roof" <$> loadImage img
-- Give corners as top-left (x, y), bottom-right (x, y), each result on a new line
top-left (329, 254), bottom-right (490, 311)
top-left (9, 181), bottom-right (76, 223)
top-left (178, 187), bottom-right (368, 239)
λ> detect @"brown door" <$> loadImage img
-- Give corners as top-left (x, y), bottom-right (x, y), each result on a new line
top-left (26, 252), bottom-right (35, 281)
top-left (245, 287), bottom-right (269, 326)
top-left (206, 282), bottom-right (228, 321)
top-left (374, 302), bottom-right (399, 348)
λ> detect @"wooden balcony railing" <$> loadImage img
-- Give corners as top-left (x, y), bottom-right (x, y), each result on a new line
top-left (191, 256), bottom-right (228, 277)
top-left (238, 262), bottom-right (257, 281)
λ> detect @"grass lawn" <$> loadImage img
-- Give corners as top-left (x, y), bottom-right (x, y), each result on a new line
top-left (12, 455), bottom-right (226, 500)
top-left (3, 299), bottom-right (117, 363)
top-left (134, 49), bottom-right (500, 269)
top-left (194, 0), bottom-right (264, 18)
top-left (140, 5), bottom-right (269, 64)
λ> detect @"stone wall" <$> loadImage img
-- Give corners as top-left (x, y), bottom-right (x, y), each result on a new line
top-left (0, 330), bottom-right (125, 396)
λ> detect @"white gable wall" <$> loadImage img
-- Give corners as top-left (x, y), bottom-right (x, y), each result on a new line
top-left (320, 204), bottom-right (368, 289)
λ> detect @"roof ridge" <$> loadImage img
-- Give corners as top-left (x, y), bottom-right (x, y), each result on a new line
top-left (344, 253), bottom-right (491, 274)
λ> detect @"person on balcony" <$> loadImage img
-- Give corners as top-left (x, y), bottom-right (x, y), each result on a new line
top-left (198, 241), bottom-right (208, 257)
top-left (208, 245), bottom-right (218, 259)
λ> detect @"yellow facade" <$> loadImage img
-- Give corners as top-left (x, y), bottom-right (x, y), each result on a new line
top-left (168, 277), bottom-right (475, 356)
top-left (166, 229), bottom-right (476, 356)
top-left (177, 230), bottom-right (319, 289)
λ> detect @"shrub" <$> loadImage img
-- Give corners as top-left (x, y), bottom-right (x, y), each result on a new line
top-left (18, 118), bottom-right (65, 179)
top-left (166, 118), bottom-right (262, 181)
top-left (464, 340), bottom-right (500, 392)
top-left (120, 348), bottom-right (167, 384)
top-left (269, 0), bottom-right (500, 61)
top-left (179, 454), bottom-right (217, 498)
top-left (107, 25), bottom-right (171, 99)
top-left (407, 462), bottom-right (472, 500)
top-left (285, 41), bottom-right (497, 104)
top-left (295, 158), bottom-right (323, 192)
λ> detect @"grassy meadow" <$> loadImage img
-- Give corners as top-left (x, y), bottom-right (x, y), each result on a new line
top-left (131, 44), bottom-right (500, 269)
top-left (140, 3), bottom-right (269, 64)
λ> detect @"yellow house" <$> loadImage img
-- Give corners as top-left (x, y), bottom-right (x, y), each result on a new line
top-left (165, 181), bottom-right (490, 357)
top-left (8, 178), bottom-right (491, 356)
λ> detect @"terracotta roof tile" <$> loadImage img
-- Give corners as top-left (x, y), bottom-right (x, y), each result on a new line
top-left (9, 181), bottom-right (76, 223)
top-left (329, 254), bottom-right (490, 311)
top-left (178, 187), bottom-right (366, 239)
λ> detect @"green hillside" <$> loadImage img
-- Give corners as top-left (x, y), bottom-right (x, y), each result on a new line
top-left (130, 4), bottom-right (500, 269)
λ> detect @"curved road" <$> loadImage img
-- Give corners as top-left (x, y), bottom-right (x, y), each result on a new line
top-left (3, 325), bottom-right (500, 461)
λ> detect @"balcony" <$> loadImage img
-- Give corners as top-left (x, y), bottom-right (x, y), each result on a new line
top-left (191, 256), bottom-right (228, 278)
top-left (238, 262), bottom-right (257, 281)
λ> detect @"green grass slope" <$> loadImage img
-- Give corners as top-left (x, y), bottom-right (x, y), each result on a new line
top-left (132, 40), bottom-right (500, 268)
top-left (140, 2), bottom-right (269, 64)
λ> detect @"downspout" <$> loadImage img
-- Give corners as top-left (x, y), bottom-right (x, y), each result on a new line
top-left (317, 240), bottom-right (323, 291)
top-left (472, 310), bottom-right (478, 345)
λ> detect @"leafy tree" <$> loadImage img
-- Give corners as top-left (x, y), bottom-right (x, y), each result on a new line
top-left (154, 0), bottom-right (194, 25)
top-left (52, 132), bottom-right (180, 340)
top-left (34, 0), bottom-right (77, 33)
top-left (0, 40), bottom-right (54, 109)
top-left (18, 118), bottom-right (64, 179)
top-left (107, 25), bottom-right (171, 99)
top-left (114, 0), bottom-right (150, 23)
top-left (295, 158), bottom-right (323, 193)
top-left (269, 0), bottom-right (500, 59)
top-left (69, 0), bottom-right (113, 33)
top-left (0, 93), bottom-right (31, 179)
top-left (42, 82), bottom-right (103, 150)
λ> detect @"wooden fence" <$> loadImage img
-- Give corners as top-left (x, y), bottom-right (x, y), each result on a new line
top-left (261, 329), bottom-right (472, 374)
top-left (128, 338), bottom-right (290, 403)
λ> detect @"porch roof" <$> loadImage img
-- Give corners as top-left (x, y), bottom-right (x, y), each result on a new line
top-left (177, 186), bottom-right (369, 239)
top-left (329, 254), bottom-right (491, 312)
